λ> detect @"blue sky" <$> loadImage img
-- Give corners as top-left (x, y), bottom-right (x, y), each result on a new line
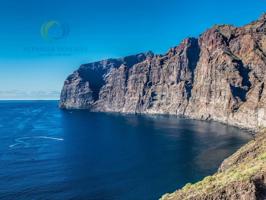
top-left (0, 0), bottom-right (266, 99)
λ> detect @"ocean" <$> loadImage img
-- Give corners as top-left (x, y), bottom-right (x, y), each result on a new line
top-left (0, 101), bottom-right (252, 200)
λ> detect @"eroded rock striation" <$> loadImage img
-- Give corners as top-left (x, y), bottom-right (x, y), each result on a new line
top-left (60, 14), bottom-right (266, 130)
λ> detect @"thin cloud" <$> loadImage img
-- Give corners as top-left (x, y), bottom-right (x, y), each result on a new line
top-left (0, 90), bottom-right (60, 100)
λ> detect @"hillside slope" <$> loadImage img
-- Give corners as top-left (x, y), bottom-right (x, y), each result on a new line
top-left (160, 132), bottom-right (266, 200)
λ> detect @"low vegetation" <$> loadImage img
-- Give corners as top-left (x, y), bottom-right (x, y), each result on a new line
top-left (161, 132), bottom-right (266, 200)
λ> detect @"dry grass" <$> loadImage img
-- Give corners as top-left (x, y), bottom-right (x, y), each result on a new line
top-left (161, 132), bottom-right (266, 200)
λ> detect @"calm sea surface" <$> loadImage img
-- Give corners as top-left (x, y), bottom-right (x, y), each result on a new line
top-left (0, 101), bottom-right (252, 200)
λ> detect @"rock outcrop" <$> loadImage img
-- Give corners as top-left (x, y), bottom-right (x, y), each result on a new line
top-left (60, 14), bottom-right (266, 130)
top-left (160, 132), bottom-right (266, 200)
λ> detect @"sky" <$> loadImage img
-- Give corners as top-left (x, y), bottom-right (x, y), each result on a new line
top-left (0, 0), bottom-right (266, 100)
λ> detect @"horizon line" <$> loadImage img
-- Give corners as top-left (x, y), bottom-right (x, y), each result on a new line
top-left (0, 99), bottom-right (59, 101)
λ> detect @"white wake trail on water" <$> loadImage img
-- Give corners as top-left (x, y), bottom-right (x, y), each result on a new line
top-left (9, 136), bottom-right (64, 148)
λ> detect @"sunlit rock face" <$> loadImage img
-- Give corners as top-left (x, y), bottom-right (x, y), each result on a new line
top-left (60, 14), bottom-right (266, 130)
top-left (59, 52), bottom-right (152, 109)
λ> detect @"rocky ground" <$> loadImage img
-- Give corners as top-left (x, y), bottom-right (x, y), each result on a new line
top-left (160, 132), bottom-right (266, 200)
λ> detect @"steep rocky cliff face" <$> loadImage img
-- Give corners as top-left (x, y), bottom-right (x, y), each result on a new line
top-left (60, 52), bottom-right (153, 109)
top-left (60, 14), bottom-right (266, 130)
top-left (160, 132), bottom-right (266, 200)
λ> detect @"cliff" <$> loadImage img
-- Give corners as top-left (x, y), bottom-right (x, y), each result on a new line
top-left (160, 132), bottom-right (266, 200)
top-left (60, 14), bottom-right (266, 130)
top-left (59, 14), bottom-right (266, 199)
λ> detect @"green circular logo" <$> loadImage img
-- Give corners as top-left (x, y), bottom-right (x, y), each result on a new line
top-left (40, 20), bottom-right (69, 41)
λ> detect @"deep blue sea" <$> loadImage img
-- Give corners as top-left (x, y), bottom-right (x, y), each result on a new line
top-left (0, 101), bottom-right (252, 200)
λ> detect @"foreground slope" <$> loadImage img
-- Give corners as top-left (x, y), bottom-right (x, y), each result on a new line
top-left (60, 14), bottom-right (266, 130)
top-left (160, 132), bottom-right (266, 200)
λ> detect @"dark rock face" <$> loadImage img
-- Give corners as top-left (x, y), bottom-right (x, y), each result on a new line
top-left (60, 14), bottom-right (266, 130)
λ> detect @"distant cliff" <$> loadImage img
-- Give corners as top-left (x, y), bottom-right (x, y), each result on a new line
top-left (160, 132), bottom-right (266, 200)
top-left (60, 14), bottom-right (266, 130)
